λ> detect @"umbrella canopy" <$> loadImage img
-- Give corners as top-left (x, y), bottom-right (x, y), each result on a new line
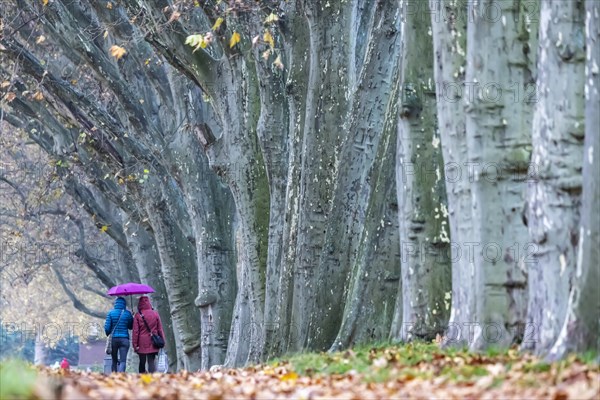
top-left (107, 282), bottom-right (155, 296)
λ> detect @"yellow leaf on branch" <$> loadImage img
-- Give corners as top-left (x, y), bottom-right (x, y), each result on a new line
top-left (212, 17), bottom-right (224, 31)
top-left (185, 34), bottom-right (209, 52)
top-left (109, 45), bottom-right (127, 60)
top-left (265, 13), bottom-right (279, 24)
top-left (229, 32), bottom-right (241, 48)
top-left (264, 31), bottom-right (274, 49)
top-left (197, 38), bottom-right (208, 52)
top-left (185, 34), bottom-right (201, 47)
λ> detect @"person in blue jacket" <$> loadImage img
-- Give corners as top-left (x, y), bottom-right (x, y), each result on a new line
top-left (104, 297), bottom-right (133, 372)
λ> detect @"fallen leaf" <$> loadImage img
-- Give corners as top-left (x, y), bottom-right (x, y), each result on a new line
top-left (36, 35), bottom-right (46, 44)
top-left (280, 371), bottom-right (298, 382)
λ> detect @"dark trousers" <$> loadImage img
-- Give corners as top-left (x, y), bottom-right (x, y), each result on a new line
top-left (111, 337), bottom-right (129, 372)
top-left (139, 352), bottom-right (158, 373)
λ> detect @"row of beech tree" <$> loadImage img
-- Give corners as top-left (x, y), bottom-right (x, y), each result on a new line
top-left (0, 0), bottom-right (597, 370)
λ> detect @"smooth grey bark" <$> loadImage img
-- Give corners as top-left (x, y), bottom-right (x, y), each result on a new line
top-left (465, 0), bottom-right (536, 350)
top-left (333, 111), bottom-right (401, 351)
top-left (144, 181), bottom-right (202, 370)
top-left (209, 69), bottom-right (269, 366)
top-left (526, 0), bottom-right (586, 355)
top-left (223, 219), bottom-right (254, 367)
top-left (167, 119), bottom-right (237, 370)
top-left (148, 0), bottom-right (408, 359)
top-left (280, 2), bottom-right (353, 353)
top-left (430, 0), bottom-right (474, 347)
top-left (147, 14), bottom-right (273, 362)
top-left (395, 1), bottom-right (451, 342)
top-left (547, 0), bottom-right (599, 360)
top-left (312, 0), bottom-right (402, 351)
top-left (261, 2), bottom-right (308, 359)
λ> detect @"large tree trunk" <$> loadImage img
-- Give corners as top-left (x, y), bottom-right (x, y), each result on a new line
top-left (285, 2), bottom-right (353, 353)
top-left (465, 0), bottom-right (536, 350)
top-left (547, 0), bottom-right (599, 360)
top-left (144, 183), bottom-right (202, 370)
top-left (207, 69), bottom-right (269, 366)
top-left (309, 2), bottom-right (401, 349)
top-left (332, 0), bottom-right (404, 345)
top-left (123, 222), bottom-right (178, 371)
top-left (394, 0), bottom-right (451, 343)
top-left (162, 1), bottom-right (408, 359)
top-left (430, 0), bottom-right (474, 347)
top-left (333, 120), bottom-right (400, 351)
top-left (168, 121), bottom-right (237, 370)
top-left (525, 0), bottom-right (586, 355)
top-left (261, 2), bottom-right (307, 359)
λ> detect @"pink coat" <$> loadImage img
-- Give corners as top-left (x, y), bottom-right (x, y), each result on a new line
top-left (132, 296), bottom-right (165, 354)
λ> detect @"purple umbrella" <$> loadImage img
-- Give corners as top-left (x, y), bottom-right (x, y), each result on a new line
top-left (107, 283), bottom-right (155, 310)
top-left (107, 282), bottom-right (155, 296)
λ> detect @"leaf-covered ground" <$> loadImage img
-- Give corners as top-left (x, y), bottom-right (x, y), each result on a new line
top-left (3, 343), bottom-right (599, 399)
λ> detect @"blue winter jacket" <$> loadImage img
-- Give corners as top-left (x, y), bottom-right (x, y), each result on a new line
top-left (104, 297), bottom-right (133, 339)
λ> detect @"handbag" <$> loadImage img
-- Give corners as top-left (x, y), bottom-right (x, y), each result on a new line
top-left (140, 312), bottom-right (165, 348)
top-left (105, 310), bottom-right (124, 355)
top-left (157, 349), bottom-right (169, 373)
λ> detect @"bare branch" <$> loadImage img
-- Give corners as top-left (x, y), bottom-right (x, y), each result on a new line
top-left (50, 263), bottom-right (106, 319)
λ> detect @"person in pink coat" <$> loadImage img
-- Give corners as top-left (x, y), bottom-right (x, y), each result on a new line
top-left (132, 296), bottom-right (165, 373)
